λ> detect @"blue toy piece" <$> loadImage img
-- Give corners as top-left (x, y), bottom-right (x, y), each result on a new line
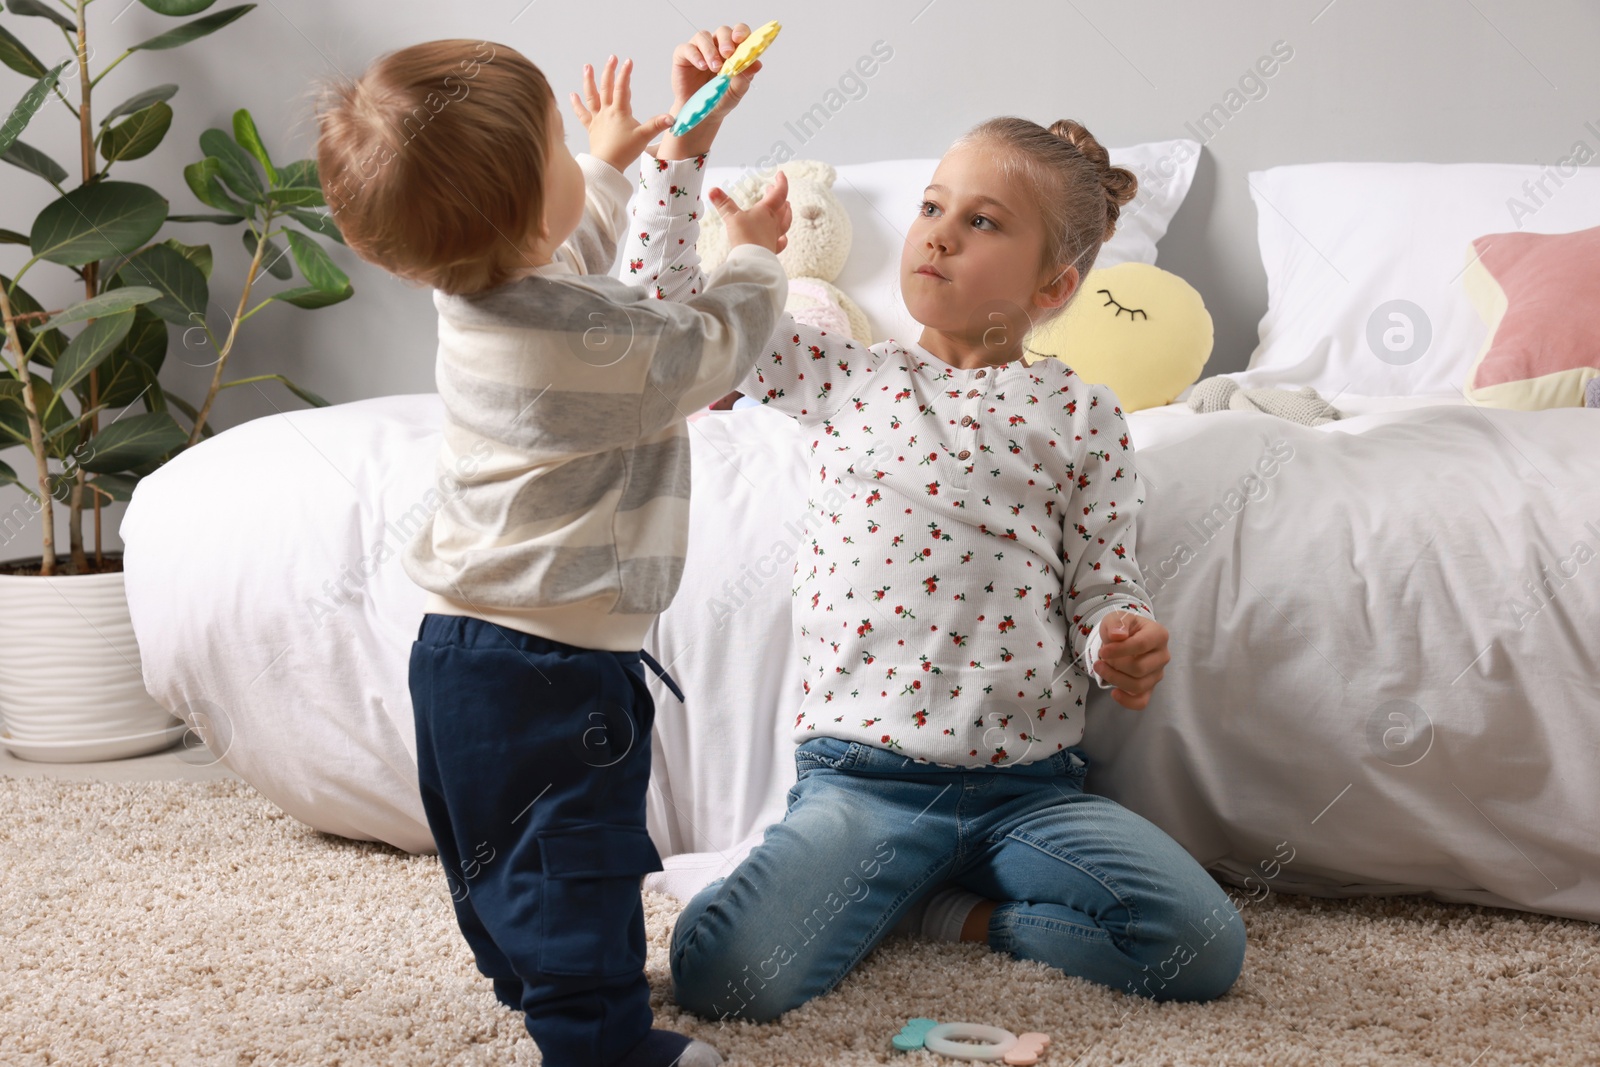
top-left (670, 20), bottom-right (782, 136)
top-left (892, 1017), bottom-right (940, 1052)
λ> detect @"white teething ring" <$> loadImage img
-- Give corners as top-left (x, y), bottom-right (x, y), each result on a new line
top-left (922, 1022), bottom-right (1019, 1062)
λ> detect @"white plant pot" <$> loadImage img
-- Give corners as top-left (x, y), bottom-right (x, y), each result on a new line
top-left (0, 556), bottom-right (182, 762)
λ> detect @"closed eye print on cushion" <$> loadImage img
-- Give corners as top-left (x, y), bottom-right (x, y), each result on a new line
top-left (1095, 288), bottom-right (1148, 321)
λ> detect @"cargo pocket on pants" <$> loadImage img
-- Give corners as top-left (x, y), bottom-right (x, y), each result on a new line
top-left (537, 824), bottom-right (663, 977)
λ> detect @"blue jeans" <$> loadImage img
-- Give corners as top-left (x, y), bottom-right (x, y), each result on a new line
top-left (669, 736), bottom-right (1246, 1022)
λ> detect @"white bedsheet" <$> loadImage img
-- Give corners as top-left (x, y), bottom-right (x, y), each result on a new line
top-left (645, 391), bottom-right (1600, 922)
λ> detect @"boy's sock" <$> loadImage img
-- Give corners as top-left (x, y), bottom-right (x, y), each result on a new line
top-left (890, 885), bottom-right (990, 942)
top-left (613, 1028), bottom-right (723, 1067)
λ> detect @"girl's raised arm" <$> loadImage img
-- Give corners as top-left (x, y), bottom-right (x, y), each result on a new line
top-left (624, 150), bottom-right (881, 424)
top-left (619, 149), bottom-right (713, 300)
top-left (733, 314), bottom-right (881, 424)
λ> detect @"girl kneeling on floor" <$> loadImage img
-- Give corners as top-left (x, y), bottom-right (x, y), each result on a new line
top-left (624, 114), bottom-right (1247, 1022)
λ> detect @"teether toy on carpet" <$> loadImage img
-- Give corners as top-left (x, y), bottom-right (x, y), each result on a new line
top-left (670, 19), bottom-right (782, 135)
top-left (892, 1017), bottom-right (1053, 1064)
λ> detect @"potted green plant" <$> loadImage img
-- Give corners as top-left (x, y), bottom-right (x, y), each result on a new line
top-left (0, 0), bottom-right (352, 762)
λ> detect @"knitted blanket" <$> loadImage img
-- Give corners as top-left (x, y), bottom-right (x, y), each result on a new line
top-left (1187, 375), bottom-right (1344, 425)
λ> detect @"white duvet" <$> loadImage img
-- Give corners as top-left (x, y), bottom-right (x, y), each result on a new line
top-left (121, 389), bottom-right (1600, 922)
top-left (1084, 394), bottom-right (1599, 918)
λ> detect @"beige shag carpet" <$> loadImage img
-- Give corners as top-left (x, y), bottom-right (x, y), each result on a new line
top-left (2, 777), bottom-right (1597, 1067)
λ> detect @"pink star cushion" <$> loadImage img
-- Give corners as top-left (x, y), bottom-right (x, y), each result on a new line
top-left (1462, 224), bottom-right (1600, 409)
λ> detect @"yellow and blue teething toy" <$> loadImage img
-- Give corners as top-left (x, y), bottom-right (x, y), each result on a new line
top-left (670, 20), bottom-right (782, 136)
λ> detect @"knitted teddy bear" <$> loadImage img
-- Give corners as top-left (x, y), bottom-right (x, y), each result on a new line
top-left (697, 159), bottom-right (871, 409)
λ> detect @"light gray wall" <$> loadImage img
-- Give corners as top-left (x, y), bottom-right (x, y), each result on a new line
top-left (2, 0), bottom-right (1596, 558)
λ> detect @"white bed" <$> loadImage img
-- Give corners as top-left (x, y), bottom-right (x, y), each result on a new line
top-left (119, 148), bottom-right (1600, 925)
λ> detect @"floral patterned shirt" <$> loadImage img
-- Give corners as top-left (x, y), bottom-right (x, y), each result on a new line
top-left (623, 152), bottom-right (1156, 768)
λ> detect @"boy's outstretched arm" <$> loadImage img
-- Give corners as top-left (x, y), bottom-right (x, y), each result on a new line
top-left (557, 55), bottom-right (672, 276)
top-left (631, 243), bottom-right (791, 429)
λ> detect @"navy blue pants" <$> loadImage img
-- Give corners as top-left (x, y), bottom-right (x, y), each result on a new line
top-left (409, 613), bottom-right (684, 1067)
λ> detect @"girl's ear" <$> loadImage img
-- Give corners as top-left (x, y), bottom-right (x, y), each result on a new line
top-left (1039, 263), bottom-right (1080, 310)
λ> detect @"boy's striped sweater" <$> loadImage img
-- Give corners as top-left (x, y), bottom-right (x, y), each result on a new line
top-left (401, 151), bottom-right (788, 650)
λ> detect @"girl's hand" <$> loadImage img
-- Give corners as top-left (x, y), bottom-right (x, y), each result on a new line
top-left (656, 24), bottom-right (765, 160)
top-left (710, 170), bottom-right (790, 255)
top-left (1092, 611), bottom-right (1170, 710)
top-left (571, 55), bottom-right (673, 175)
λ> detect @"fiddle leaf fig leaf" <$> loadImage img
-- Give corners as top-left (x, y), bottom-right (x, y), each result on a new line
top-left (130, 4), bottom-right (254, 51)
top-left (100, 84), bottom-right (179, 127)
top-left (30, 181), bottom-right (168, 265)
top-left (184, 156), bottom-right (254, 218)
top-left (0, 62), bottom-right (66, 159)
top-left (285, 230), bottom-right (347, 293)
top-left (137, 0), bottom-right (220, 14)
top-left (286, 207), bottom-right (344, 245)
top-left (199, 126), bottom-right (263, 202)
top-left (232, 108), bottom-right (277, 184)
top-left (0, 22), bottom-right (47, 78)
top-left (272, 283), bottom-right (352, 310)
top-left (50, 287), bottom-right (163, 328)
top-left (1, 138), bottom-right (68, 186)
top-left (53, 310), bottom-right (137, 394)
top-left (112, 244), bottom-right (208, 325)
top-left (5, 0), bottom-right (76, 33)
top-left (243, 229), bottom-right (293, 280)
top-left (101, 101), bottom-right (174, 163)
top-left (76, 411), bottom-right (190, 473)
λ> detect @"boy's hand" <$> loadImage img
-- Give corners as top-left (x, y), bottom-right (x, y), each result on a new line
top-left (1091, 610), bottom-right (1170, 710)
top-left (656, 23), bottom-right (765, 160)
top-left (709, 170), bottom-right (790, 255)
top-left (571, 55), bottom-right (673, 175)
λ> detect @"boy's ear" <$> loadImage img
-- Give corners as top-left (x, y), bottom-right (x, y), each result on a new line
top-left (526, 197), bottom-right (551, 244)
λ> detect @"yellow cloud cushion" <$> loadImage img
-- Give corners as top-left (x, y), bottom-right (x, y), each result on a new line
top-left (1022, 262), bottom-right (1213, 411)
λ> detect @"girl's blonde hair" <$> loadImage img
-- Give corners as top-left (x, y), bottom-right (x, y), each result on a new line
top-left (952, 116), bottom-right (1138, 320)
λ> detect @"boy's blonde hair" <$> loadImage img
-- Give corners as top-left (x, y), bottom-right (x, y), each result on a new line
top-left (953, 117), bottom-right (1139, 323)
top-left (315, 40), bottom-right (553, 295)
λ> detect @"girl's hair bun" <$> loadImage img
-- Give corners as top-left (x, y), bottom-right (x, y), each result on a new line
top-left (1047, 119), bottom-right (1138, 242)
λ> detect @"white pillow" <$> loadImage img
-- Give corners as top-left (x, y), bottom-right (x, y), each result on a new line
top-left (702, 138), bottom-right (1199, 345)
top-left (1237, 161), bottom-right (1600, 397)
top-left (123, 394), bottom-right (439, 853)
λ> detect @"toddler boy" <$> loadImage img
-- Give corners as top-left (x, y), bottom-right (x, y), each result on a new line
top-left (316, 34), bottom-right (789, 1067)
